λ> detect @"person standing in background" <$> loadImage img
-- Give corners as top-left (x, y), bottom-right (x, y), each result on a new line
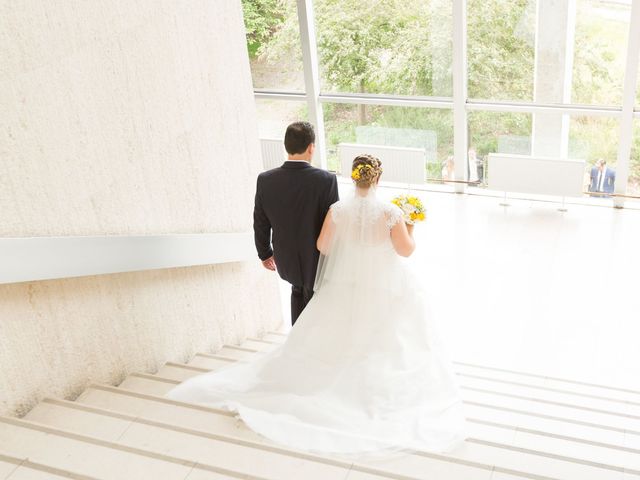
top-left (442, 155), bottom-right (455, 182)
top-left (467, 148), bottom-right (479, 185)
top-left (589, 159), bottom-right (616, 197)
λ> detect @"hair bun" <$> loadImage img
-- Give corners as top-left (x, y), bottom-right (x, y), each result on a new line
top-left (351, 154), bottom-right (383, 187)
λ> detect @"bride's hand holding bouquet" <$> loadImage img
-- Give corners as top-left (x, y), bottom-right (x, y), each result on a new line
top-left (391, 194), bottom-right (426, 233)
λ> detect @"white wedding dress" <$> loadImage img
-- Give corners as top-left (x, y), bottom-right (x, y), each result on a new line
top-left (166, 187), bottom-right (467, 455)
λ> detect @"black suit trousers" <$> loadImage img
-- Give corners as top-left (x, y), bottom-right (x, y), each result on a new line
top-left (291, 285), bottom-right (314, 325)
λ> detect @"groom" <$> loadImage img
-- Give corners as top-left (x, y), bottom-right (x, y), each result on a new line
top-left (253, 122), bottom-right (339, 325)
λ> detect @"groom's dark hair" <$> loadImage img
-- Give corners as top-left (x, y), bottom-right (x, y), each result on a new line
top-left (284, 122), bottom-right (315, 155)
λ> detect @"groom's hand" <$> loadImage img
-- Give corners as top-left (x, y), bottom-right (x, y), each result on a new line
top-left (262, 256), bottom-right (276, 271)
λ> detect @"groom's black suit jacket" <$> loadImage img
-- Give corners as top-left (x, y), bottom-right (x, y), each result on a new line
top-left (253, 161), bottom-right (339, 289)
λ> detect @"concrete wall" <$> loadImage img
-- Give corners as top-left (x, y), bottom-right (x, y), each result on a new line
top-left (0, 0), bottom-right (282, 416)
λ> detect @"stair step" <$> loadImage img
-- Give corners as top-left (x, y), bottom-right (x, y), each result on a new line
top-left (241, 338), bottom-right (640, 411)
top-left (189, 354), bottom-right (239, 370)
top-left (463, 386), bottom-right (638, 433)
top-left (75, 385), bottom-right (265, 443)
top-left (76, 383), bottom-right (640, 477)
top-left (458, 374), bottom-right (640, 418)
top-left (21, 399), bottom-right (434, 480)
top-left (74, 389), bottom-right (497, 480)
top-left (216, 346), bottom-right (261, 360)
top-left (75, 385), bottom-right (508, 448)
top-left (0, 455), bottom-right (21, 479)
top-left (0, 416), bottom-right (244, 480)
top-left (247, 336), bottom-right (282, 345)
top-left (454, 362), bottom-right (640, 407)
top-left (98, 372), bottom-right (640, 479)
top-left (237, 339), bottom-right (279, 351)
top-left (6, 468), bottom-right (73, 479)
top-left (118, 373), bottom-right (180, 395)
top-left (239, 340), bottom-right (278, 352)
top-left (185, 357), bottom-right (634, 438)
top-left (261, 332), bottom-right (640, 405)
top-left (161, 361), bottom-right (225, 381)
top-left (172, 360), bottom-right (633, 450)
top-left (200, 348), bottom-right (640, 420)
top-left (230, 342), bottom-right (640, 431)
top-left (264, 331), bottom-right (288, 338)
top-left (22, 395), bottom-right (571, 480)
top-left (0, 451), bottom-right (98, 479)
top-left (157, 363), bottom-right (212, 382)
top-left (465, 402), bottom-right (626, 447)
top-left (180, 355), bottom-right (640, 435)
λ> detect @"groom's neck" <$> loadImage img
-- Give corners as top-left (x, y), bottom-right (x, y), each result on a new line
top-left (287, 154), bottom-right (311, 162)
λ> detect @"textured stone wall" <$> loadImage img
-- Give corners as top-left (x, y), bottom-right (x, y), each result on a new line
top-left (0, 0), bottom-right (282, 416)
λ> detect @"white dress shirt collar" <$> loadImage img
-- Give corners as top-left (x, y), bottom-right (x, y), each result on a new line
top-left (598, 166), bottom-right (607, 191)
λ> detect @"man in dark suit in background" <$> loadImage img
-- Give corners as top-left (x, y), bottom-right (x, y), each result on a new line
top-left (589, 159), bottom-right (616, 197)
top-left (253, 122), bottom-right (339, 325)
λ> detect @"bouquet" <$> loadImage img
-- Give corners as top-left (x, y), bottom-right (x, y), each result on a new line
top-left (391, 194), bottom-right (426, 225)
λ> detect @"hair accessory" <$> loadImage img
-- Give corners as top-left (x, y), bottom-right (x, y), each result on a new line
top-left (351, 164), bottom-right (371, 180)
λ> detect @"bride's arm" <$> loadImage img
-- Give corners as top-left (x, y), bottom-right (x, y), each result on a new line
top-left (391, 221), bottom-right (415, 257)
top-left (316, 210), bottom-right (335, 255)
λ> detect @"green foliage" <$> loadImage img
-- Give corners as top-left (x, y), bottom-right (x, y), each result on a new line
top-left (315, 0), bottom-right (449, 96)
top-left (467, 0), bottom-right (535, 100)
top-left (568, 117), bottom-right (618, 165)
top-left (256, 0), bottom-right (305, 64)
top-left (572, 4), bottom-right (628, 105)
top-left (469, 111), bottom-right (532, 157)
top-left (241, 0), bottom-right (284, 58)
top-left (631, 129), bottom-right (640, 194)
top-left (374, 107), bottom-right (454, 157)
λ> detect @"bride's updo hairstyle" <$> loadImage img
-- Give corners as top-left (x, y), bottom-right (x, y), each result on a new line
top-left (351, 154), bottom-right (383, 188)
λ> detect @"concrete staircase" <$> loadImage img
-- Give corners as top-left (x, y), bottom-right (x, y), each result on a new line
top-left (2, 332), bottom-right (640, 480)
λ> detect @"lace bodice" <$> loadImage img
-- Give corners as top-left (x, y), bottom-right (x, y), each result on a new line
top-left (314, 188), bottom-right (407, 293)
top-left (330, 195), bottom-right (403, 231)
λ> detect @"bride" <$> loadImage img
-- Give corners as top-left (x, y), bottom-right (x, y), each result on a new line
top-left (166, 154), bottom-right (467, 455)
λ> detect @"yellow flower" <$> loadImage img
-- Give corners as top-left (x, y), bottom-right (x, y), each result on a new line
top-left (391, 194), bottom-right (425, 224)
top-left (351, 164), bottom-right (370, 180)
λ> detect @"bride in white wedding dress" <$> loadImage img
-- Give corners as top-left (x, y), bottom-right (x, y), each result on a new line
top-left (166, 154), bottom-right (467, 455)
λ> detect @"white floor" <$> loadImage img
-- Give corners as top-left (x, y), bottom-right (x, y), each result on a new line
top-left (278, 184), bottom-right (640, 392)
